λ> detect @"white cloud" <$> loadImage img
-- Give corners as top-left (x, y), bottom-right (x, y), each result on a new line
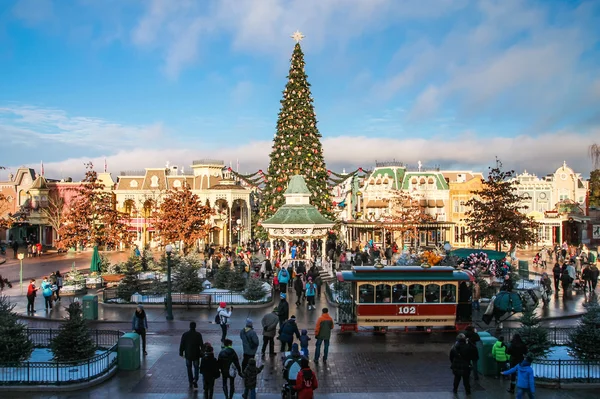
top-left (12, 0), bottom-right (54, 26)
top-left (0, 105), bottom-right (166, 149)
top-left (6, 130), bottom-right (595, 182)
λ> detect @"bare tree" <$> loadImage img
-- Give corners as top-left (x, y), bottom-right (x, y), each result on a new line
top-left (39, 190), bottom-right (66, 240)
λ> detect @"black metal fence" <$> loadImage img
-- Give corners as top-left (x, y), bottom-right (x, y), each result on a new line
top-left (101, 287), bottom-right (273, 307)
top-left (0, 329), bottom-right (122, 386)
top-left (494, 327), bottom-right (572, 346)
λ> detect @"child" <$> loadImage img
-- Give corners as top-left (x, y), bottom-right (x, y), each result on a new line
top-left (293, 358), bottom-right (318, 399)
top-left (502, 355), bottom-right (535, 399)
top-left (491, 336), bottom-right (509, 379)
top-left (299, 329), bottom-right (311, 358)
top-left (242, 358), bottom-right (264, 399)
top-left (200, 344), bottom-right (220, 399)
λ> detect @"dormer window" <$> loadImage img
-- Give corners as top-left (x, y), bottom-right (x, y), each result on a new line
top-left (130, 180), bottom-right (138, 188)
top-left (173, 180), bottom-right (182, 188)
top-left (150, 176), bottom-right (159, 188)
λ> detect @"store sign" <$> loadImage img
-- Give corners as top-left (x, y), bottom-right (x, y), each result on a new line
top-left (593, 225), bottom-right (600, 240)
top-left (358, 316), bottom-right (456, 326)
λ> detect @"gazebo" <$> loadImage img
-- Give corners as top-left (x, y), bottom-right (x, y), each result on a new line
top-left (261, 175), bottom-right (335, 265)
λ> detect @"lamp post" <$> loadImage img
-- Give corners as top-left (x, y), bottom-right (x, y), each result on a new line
top-left (17, 253), bottom-right (25, 294)
top-left (236, 218), bottom-right (242, 245)
top-left (165, 244), bottom-right (174, 321)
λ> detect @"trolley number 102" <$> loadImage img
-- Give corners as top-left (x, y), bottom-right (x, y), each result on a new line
top-left (398, 306), bottom-right (417, 315)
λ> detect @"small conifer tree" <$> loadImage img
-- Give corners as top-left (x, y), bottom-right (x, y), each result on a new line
top-left (0, 295), bottom-right (33, 363)
top-left (516, 308), bottom-right (551, 358)
top-left (568, 296), bottom-right (600, 360)
top-left (117, 256), bottom-right (143, 301)
top-left (214, 259), bottom-right (232, 289)
top-left (50, 302), bottom-right (96, 361)
top-left (244, 277), bottom-right (268, 300)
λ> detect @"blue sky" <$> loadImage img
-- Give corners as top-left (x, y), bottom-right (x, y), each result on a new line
top-left (1, 0), bottom-right (599, 180)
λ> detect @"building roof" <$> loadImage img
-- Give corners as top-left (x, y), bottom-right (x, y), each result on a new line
top-left (30, 176), bottom-right (48, 189)
top-left (285, 175), bottom-right (310, 194)
top-left (262, 205), bottom-right (335, 225)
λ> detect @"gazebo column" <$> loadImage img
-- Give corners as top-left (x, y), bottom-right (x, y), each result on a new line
top-left (285, 240), bottom-right (290, 260)
top-left (269, 237), bottom-right (275, 261)
top-left (307, 238), bottom-right (312, 261)
top-left (320, 237), bottom-right (327, 273)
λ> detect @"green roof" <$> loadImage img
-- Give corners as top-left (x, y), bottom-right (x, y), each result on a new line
top-left (401, 172), bottom-right (449, 190)
top-left (369, 167), bottom-right (406, 190)
top-left (285, 175), bottom-right (310, 194)
top-left (262, 204), bottom-right (335, 225)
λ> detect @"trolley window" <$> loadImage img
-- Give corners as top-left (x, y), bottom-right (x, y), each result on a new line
top-left (376, 284), bottom-right (391, 303)
top-left (425, 284), bottom-right (441, 303)
top-left (442, 284), bottom-right (457, 303)
top-left (359, 284), bottom-right (375, 303)
top-left (409, 284), bottom-right (424, 303)
top-left (392, 284), bottom-right (408, 303)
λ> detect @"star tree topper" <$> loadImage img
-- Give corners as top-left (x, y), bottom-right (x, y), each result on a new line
top-left (291, 30), bottom-right (305, 43)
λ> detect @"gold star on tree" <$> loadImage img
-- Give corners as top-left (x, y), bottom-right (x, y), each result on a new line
top-left (291, 30), bottom-right (305, 43)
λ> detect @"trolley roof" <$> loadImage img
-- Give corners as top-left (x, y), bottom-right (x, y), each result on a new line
top-left (336, 266), bottom-right (472, 282)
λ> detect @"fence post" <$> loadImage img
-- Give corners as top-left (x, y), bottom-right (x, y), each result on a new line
top-left (56, 361), bottom-right (60, 385)
top-left (27, 361), bottom-right (30, 383)
top-left (558, 359), bottom-right (561, 389)
top-left (88, 358), bottom-right (91, 380)
top-left (554, 327), bottom-right (557, 344)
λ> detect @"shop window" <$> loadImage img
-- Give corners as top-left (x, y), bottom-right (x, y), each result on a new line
top-left (409, 284), bottom-right (424, 303)
top-left (359, 284), bottom-right (375, 303)
top-left (392, 284), bottom-right (408, 303)
top-left (425, 284), bottom-right (440, 303)
top-left (442, 284), bottom-right (456, 303)
top-left (376, 284), bottom-right (391, 303)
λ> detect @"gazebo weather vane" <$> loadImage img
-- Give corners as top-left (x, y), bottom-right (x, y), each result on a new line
top-left (291, 30), bottom-right (305, 43)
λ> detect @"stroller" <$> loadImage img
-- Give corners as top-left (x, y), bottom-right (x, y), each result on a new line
top-left (281, 349), bottom-right (306, 399)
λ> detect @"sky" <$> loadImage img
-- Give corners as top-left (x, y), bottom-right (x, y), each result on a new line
top-left (1, 0), bottom-right (600, 181)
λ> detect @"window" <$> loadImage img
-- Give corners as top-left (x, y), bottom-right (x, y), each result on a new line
top-left (442, 284), bottom-right (456, 303)
top-left (409, 284), bottom-right (424, 303)
top-left (425, 284), bottom-right (440, 303)
top-left (376, 284), bottom-right (391, 303)
top-left (124, 199), bottom-right (134, 215)
top-left (150, 175), bottom-right (159, 188)
top-left (453, 200), bottom-right (459, 213)
top-left (392, 284), bottom-right (408, 303)
top-left (143, 200), bottom-right (154, 218)
top-left (537, 204), bottom-right (547, 213)
top-left (173, 180), bottom-right (182, 188)
top-left (130, 180), bottom-right (138, 188)
top-left (559, 194), bottom-right (568, 201)
top-left (359, 284), bottom-right (375, 303)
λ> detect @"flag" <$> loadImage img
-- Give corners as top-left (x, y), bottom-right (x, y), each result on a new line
top-left (104, 158), bottom-right (107, 172)
top-left (41, 161), bottom-right (44, 176)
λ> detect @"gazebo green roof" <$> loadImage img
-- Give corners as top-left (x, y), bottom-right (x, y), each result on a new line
top-left (262, 205), bottom-right (334, 225)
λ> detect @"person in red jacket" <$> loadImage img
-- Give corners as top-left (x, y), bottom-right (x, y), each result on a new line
top-left (294, 358), bottom-right (318, 399)
top-left (27, 279), bottom-right (38, 313)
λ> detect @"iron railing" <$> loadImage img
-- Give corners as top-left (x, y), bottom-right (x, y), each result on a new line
top-left (493, 327), bottom-right (572, 346)
top-left (0, 329), bottom-right (122, 386)
top-left (102, 287), bottom-right (273, 307)
top-left (533, 358), bottom-right (600, 385)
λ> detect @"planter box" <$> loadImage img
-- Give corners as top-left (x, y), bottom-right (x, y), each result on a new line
top-left (85, 277), bottom-right (103, 289)
top-left (61, 283), bottom-right (88, 296)
top-left (101, 274), bottom-right (125, 287)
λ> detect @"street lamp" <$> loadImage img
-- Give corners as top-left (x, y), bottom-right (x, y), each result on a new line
top-left (236, 219), bottom-right (242, 245)
top-left (17, 253), bottom-right (25, 294)
top-left (165, 244), bottom-right (174, 321)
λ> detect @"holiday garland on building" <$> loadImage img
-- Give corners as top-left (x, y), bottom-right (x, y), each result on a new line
top-left (258, 36), bottom-right (332, 235)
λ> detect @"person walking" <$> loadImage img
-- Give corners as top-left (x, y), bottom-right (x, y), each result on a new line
top-left (41, 277), bottom-right (53, 311)
top-left (449, 333), bottom-right (478, 396)
top-left (590, 263), bottom-right (599, 292)
top-left (552, 262), bottom-right (561, 293)
top-left (279, 315), bottom-right (300, 353)
top-left (240, 318), bottom-right (259, 371)
top-left (261, 307), bottom-right (279, 357)
top-left (294, 275), bottom-right (304, 306)
top-left (216, 302), bottom-right (233, 345)
top-left (26, 279), bottom-right (38, 313)
top-left (132, 305), bottom-right (149, 355)
top-left (502, 355), bottom-right (536, 399)
top-left (299, 329), bottom-right (311, 358)
top-left (506, 333), bottom-right (528, 394)
top-left (464, 326), bottom-right (481, 381)
top-left (278, 267), bottom-right (290, 292)
top-left (313, 307), bottom-right (334, 363)
top-left (491, 336), bottom-right (509, 379)
top-left (218, 339), bottom-right (242, 399)
top-left (305, 277), bottom-right (317, 310)
top-left (314, 274), bottom-right (323, 299)
top-left (293, 358), bottom-right (318, 399)
top-left (277, 293), bottom-right (289, 327)
top-left (471, 281), bottom-right (481, 312)
top-left (242, 358), bottom-right (264, 399)
top-left (54, 271), bottom-right (63, 302)
top-left (179, 321), bottom-right (205, 389)
top-left (200, 344), bottom-right (220, 399)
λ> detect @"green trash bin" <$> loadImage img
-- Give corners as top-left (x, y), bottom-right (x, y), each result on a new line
top-left (477, 331), bottom-right (498, 376)
top-left (82, 295), bottom-right (98, 320)
top-left (518, 260), bottom-right (529, 279)
top-left (118, 333), bottom-right (141, 370)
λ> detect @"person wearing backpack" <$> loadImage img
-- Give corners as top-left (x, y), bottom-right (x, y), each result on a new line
top-left (216, 302), bottom-right (233, 345)
top-left (200, 344), bottom-right (221, 399)
top-left (278, 267), bottom-right (290, 292)
top-left (294, 358), bottom-right (318, 399)
top-left (41, 277), bottom-right (53, 311)
top-left (218, 339), bottom-right (242, 399)
top-left (305, 277), bottom-right (317, 310)
top-left (240, 318), bottom-right (259, 371)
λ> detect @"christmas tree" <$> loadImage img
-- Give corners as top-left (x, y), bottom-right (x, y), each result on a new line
top-left (567, 296), bottom-right (600, 360)
top-left (259, 32), bottom-right (331, 233)
top-left (516, 308), bottom-right (551, 358)
top-left (0, 295), bottom-right (33, 363)
top-left (244, 276), bottom-right (268, 301)
top-left (50, 302), bottom-right (96, 361)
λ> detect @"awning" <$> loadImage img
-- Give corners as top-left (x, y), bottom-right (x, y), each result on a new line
top-left (436, 200), bottom-right (444, 208)
top-left (366, 200), bottom-right (388, 208)
top-left (419, 199), bottom-right (427, 207)
top-left (428, 200), bottom-right (436, 208)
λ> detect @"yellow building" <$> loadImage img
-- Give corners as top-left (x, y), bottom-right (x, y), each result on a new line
top-left (445, 172), bottom-right (484, 248)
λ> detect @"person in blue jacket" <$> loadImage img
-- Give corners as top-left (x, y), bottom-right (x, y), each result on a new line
top-left (41, 277), bottom-right (54, 310)
top-left (278, 267), bottom-right (291, 292)
top-left (502, 355), bottom-right (536, 399)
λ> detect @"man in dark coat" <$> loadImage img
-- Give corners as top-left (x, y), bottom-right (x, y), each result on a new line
top-left (464, 326), bottom-right (481, 381)
top-left (179, 321), bottom-right (205, 389)
top-left (279, 315), bottom-right (300, 353)
top-left (218, 339), bottom-right (242, 399)
top-left (449, 333), bottom-right (478, 395)
top-left (261, 307), bottom-right (279, 356)
top-left (277, 293), bottom-right (290, 327)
